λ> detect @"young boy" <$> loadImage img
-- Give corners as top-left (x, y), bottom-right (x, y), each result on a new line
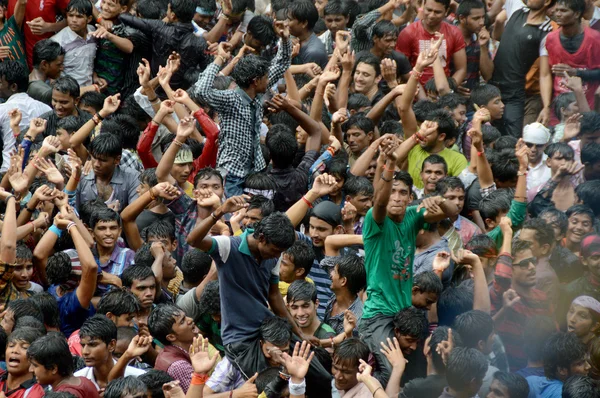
top-left (27, 332), bottom-right (100, 397)
top-left (230, 195), bottom-right (274, 236)
top-left (488, 372), bottom-right (530, 398)
top-left (563, 235), bottom-right (600, 309)
top-left (121, 265), bottom-right (156, 324)
top-left (0, 327), bottom-right (45, 397)
top-left (463, 84), bottom-right (505, 156)
top-left (563, 205), bottom-right (595, 256)
top-left (287, 280), bottom-right (336, 339)
top-left (13, 242), bottom-right (43, 297)
top-left (319, 1), bottom-right (348, 56)
top-left (392, 306), bottom-right (428, 359)
top-left (279, 240), bottom-right (315, 296)
top-left (343, 176), bottom-right (373, 235)
top-left (55, 115), bottom-right (84, 153)
top-left (324, 255), bottom-right (365, 335)
top-left (331, 338), bottom-right (371, 396)
top-left (551, 92), bottom-right (578, 143)
top-left (50, 0), bottom-right (96, 87)
top-left (287, 0), bottom-right (328, 69)
top-left (75, 315), bottom-right (145, 390)
top-left (529, 142), bottom-right (577, 211)
top-left (437, 177), bottom-right (482, 247)
top-left (28, 39), bottom-right (66, 106)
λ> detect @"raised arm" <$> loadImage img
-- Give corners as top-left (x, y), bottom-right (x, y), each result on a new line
top-left (324, 234), bottom-right (364, 256)
top-left (537, 56), bottom-right (553, 126)
top-left (268, 21), bottom-right (292, 86)
top-left (156, 111), bottom-right (192, 184)
top-left (478, 28), bottom-right (493, 81)
top-left (13, 0), bottom-right (27, 27)
top-left (286, 173), bottom-right (338, 227)
top-left (336, 51), bottom-right (354, 109)
top-left (91, 25), bottom-right (133, 53)
top-left (0, 190), bottom-right (16, 264)
top-left (70, 94), bottom-right (121, 158)
top-left (267, 94), bottom-right (322, 152)
top-left (372, 136), bottom-right (400, 224)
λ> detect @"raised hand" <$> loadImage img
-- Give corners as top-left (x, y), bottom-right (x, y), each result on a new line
top-left (515, 139), bottom-right (530, 170)
top-left (126, 335), bottom-right (153, 358)
top-left (380, 337), bottom-right (407, 371)
top-left (478, 27), bottom-right (490, 47)
top-left (562, 113), bottom-right (582, 142)
top-left (282, 341), bottom-right (314, 383)
top-left (450, 248), bottom-right (479, 266)
top-left (563, 73), bottom-right (583, 92)
top-left (467, 128), bottom-right (483, 152)
top-left (150, 241), bottom-right (165, 258)
top-left (380, 134), bottom-right (400, 162)
top-left (419, 121), bottom-right (439, 142)
top-left (176, 116), bottom-right (195, 139)
top-left (166, 52), bottom-right (181, 74)
top-left (8, 109), bottom-right (21, 130)
top-left (335, 31), bottom-right (351, 54)
top-left (151, 182), bottom-right (181, 201)
top-left (172, 89), bottom-right (190, 104)
top-left (341, 201), bottom-right (357, 224)
top-left (332, 108), bottom-right (348, 125)
top-left (432, 251), bottom-right (451, 273)
top-left (381, 58), bottom-right (397, 85)
top-left (311, 173), bottom-right (338, 197)
top-left (341, 51), bottom-right (355, 71)
top-left (162, 380), bottom-right (186, 398)
top-left (234, 373), bottom-right (258, 398)
top-left (7, 151), bottom-right (27, 193)
top-left (189, 334), bottom-right (219, 374)
top-left (499, 216), bottom-right (512, 234)
top-left (266, 94), bottom-right (291, 113)
top-left (92, 24), bottom-right (111, 39)
top-left (220, 195), bottom-right (250, 214)
top-left (502, 289), bottom-right (521, 309)
top-left (216, 42), bottom-right (232, 62)
top-left (436, 328), bottom-right (454, 365)
top-left (34, 184), bottom-right (59, 202)
top-left (194, 188), bottom-right (221, 208)
top-left (157, 65), bottom-right (173, 87)
top-left (102, 93), bottom-right (121, 115)
top-left (137, 59), bottom-right (152, 88)
top-left (35, 157), bottom-right (64, 186)
top-left (29, 118), bottom-right (47, 137)
top-left (555, 160), bottom-right (584, 180)
top-left (343, 310), bottom-right (357, 336)
top-left (274, 19), bottom-right (290, 40)
top-left (472, 108), bottom-right (491, 126)
top-left (329, 135), bottom-right (342, 152)
top-left (53, 213), bottom-right (71, 230)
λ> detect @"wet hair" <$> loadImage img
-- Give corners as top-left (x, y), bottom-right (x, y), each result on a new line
top-left (30, 292), bottom-right (60, 330)
top-left (104, 376), bottom-right (148, 398)
top-left (579, 112), bottom-right (600, 136)
top-left (323, 0), bottom-right (344, 15)
top-left (181, 250), bottom-right (212, 285)
top-left (27, 332), bottom-right (74, 377)
top-left (428, 326), bottom-right (451, 373)
top-left (354, 52), bottom-right (381, 77)
top-left (523, 316), bottom-right (556, 362)
top-left (80, 314), bottom-right (118, 345)
top-left (336, 255), bottom-right (366, 296)
top-left (6, 299), bottom-right (43, 326)
top-left (231, 54), bottom-right (270, 89)
top-left (414, 271), bottom-right (443, 296)
top-left (435, 176), bottom-right (464, 196)
top-left (32, 39), bottom-right (65, 69)
top-left (393, 170), bottom-right (414, 186)
top-left (347, 94), bottom-right (371, 112)
top-left (40, 393), bottom-right (77, 398)
top-left (0, 61), bottom-right (29, 93)
top-left (582, 142), bottom-right (600, 166)
top-left (138, 369), bottom-right (173, 398)
top-left (143, 220), bottom-right (176, 242)
top-left (283, 240), bottom-right (315, 278)
top-left (16, 241), bottom-right (32, 262)
top-left (333, 338), bottom-right (369, 369)
top-left (471, 84), bottom-right (502, 108)
top-left (544, 332), bottom-right (587, 380)
top-left (260, 316), bottom-right (292, 346)
top-left (79, 199), bottom-right (108, 226)
top-left (136, 0), bottom-right (167, 18)
top-left (545, 142), bottom-right (574, 160)
top-left (437, 93), bottom-right (468, 112)
top-left (553, 92), bottom-right (577, 119)
top-left (494, 137), bottom-right (518, 152)
top-left (194, 167), bottom-right (223, 188)
top-left (46, 252), bottom-right (72, 286)
top-left (57, 115), bottom-right (85, 134)
top-left (253, 212), bottom-right (296, 251)
top-left (247, 195), bottom-right (275, 219)
top-left (422, 154), bottom-right (448, 173)
top-left (342, 113), bottom-right (375, 135)
top-left (393, 307), bottom-right (428, 339)
top-left (79, 91), bottom-right (106, 113)
top-left (328, 156), bottom-right (349, 181)
top-left (199, 280), bottom-right (220, 316)
top-left (413, 100), bottom-right (439, 123)
top-left (247, 16), bottom-right (277, 48)
top-left (437, 283), bottom-right (474, 326)
top-left (479, 189), bottom-right (512, 222)
top-left (121, 265), bottom-right (155, 289)
top-left (512, 239), bottom-right (533, 258)
top-left (453, 310), bottom-right (494, 348)
top-left (556, 0), bottom-right (586, 18)
top-left (266, 124), bottom-right (297, 168)
top-left (97, 288), bottom-right (140, 316)
top-left (8, 326), bottom-right (44, 345)
top-left (562, 375), bottom-right (600, 398)
top-left (539, 208), bottom-right (569, 238)
top-left (379, 120), bottom-right (403, 137)
top-left (13, 316), bottom-right (46, 336)
top-left (427, 109), bottom-right (458, 141)
top-left (456, 0), bottom-right (484, 18)
top-left (134, 243), bottom-right (159, 268)
top-left (482, 125), bottom-right (501, 147)
top-left (344, 176), bottom-right (374, 198)
top-left (101, 114), bottom-right (140, 150)
top-left (493, 372), bottom-right (530, 398)
top-left (575, 180), bottom-right (600, 217)
top-left (492, 150), bottom-right (520, 183)
top-left (88, 132), bottom-right (122, 159)
top-left (522, 218), bottom-right (555, 247)
top-left (67, 0), bottom-right (93, 16)
top-left (566, 204), bottom-right (595, 225)
top-left (465, 234), bottom-right (498, 258)
top-left (169, 0), bottom-right (196, 22)
top-left (90, 208), bottom-right (121, 229)
top-left (446, 347), bottom-right (488, 390)
top-left (287, 0), bottom-right (319, 30)
top-left (287, 280), bottom-right (317, 304)
top-left (372, 20), bottom-right (398, 38)
top-left (425, 77), bottom-right (458, 97)
top-left (148, 304), bottom-right (184, 345)
top-left (52, 76), bottom-right (80, 99)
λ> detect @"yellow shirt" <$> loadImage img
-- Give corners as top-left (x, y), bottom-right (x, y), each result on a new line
top-left (407, 145), bottom-right (468, 189)
top-left (279, 277), bottom-right (315, 297)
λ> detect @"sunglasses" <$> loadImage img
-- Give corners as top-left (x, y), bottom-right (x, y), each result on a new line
top-left (514, 257), bottom-right (537, 269)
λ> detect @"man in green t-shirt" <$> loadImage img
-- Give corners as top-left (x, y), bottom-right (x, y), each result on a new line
top-left (359, 135), bottom-right (459, 385)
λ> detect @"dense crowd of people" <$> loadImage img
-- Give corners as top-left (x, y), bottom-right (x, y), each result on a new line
top-left (0, 0), bottom-right (596, 396)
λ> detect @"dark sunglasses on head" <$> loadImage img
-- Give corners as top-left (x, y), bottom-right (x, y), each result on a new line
top-left (514, 257), bottom-right (537, 268)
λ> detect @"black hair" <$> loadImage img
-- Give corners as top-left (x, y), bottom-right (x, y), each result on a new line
top-left (288, 0), bottom-right (319, 30)
top-left (80, 314), bottom-right (118, 345)
top-left (372, 20), bottom-right (398, 38)
top-left (194, 167), bottom-right (223, 188)
top-left (435, 176), bottom-right (464, 196)
top-left (379, 120), bottom-right (403, 137)
top-left (101, 114), bottom-right (139, 150)
top-left (138, 369), bottom-right (173, 398)
top-left (181, 250), bottom-right (212, 285)
top-left (232, 0), bottom-right (254, 14)
top-left (523, 316), bottom-right (556, 363)
top-left (266, 124), bottom-right (298, 168)
top-left (562, 375), bottom-right (600, 398)
top-left (90, 208), bottom-right (121, 229)
top-left (393, 169), bottom-right (414, 186)
top-left (465, 234), bottom-right (498, 258)
top-left (366, 0), bottom-right (387, 11)
top-left (40, 393), bottom-right (77, 398)
top-left (284, 240), bottom-right (315, 277)
top-left (333, 338), bottom-right (370, 369)
top-left (544, 332), bottom-right (587, 380)
top-left (494, 137), bottom-right (518, 152)
top-left (347, 94), bottom-right (371, 112)
top-left (27, 332), bottom-right (73, 376)
top-left (121, 95), bottom-right (152, 125)
top-left (8, 326), bottom-right (44, 345)
top-left (426, 108), bottom-right (458, 140)
top-left (104, 376), bottom-right (148, 398)
top-left (482, 125), bottom-right (501, 147)
top-left (247, 195), bottom-right (275, 219)
top-left (136, 0), bottom-right (167, 18)
top-left (67, 0), bottom-right (93, 16)
top-left (552, 92), bottom-right (577, 119)
top-left (479, 189), bottom-right (511, 222)
top-left (575, 180), bottom-right (600, 217)
top-left (493, 372), bottom-right (530, 398)
top-left (579, 112), bottom-right (600, 136)
top-left (539, 208), bottom-right (569, 237)
top-left (97, 288), bottom-right (140, 316)
top-left (512, 238), bottom-right (533, 257)
top-left (79, 91), bottom-right (106, 113)
top-left (79, 199), bottom-right (108, 226)
top-left (437, 284), bottom-right (474, 326)
top-left (323, 0), bottom-right (344, 15)
top-left (545, 142), bottom-right (574, 160)
top-left (344, 176), bottom-right (374, 198)
top-left (29, 292), bottom-right (60, 330)
top-left (494, 152), bottom-right (521, 185)
top-left (134, 243), bottom-right (158, 268)
top-left (471, 84), bottom-right (501, 108)
top-left (169, 0), bottom-right (196, 22)
top-left (456, 0), bottom-right (485, 17)
top-left (231, 54), bottom-right (270, 89)
top-left (522, 218), bottom-right (555, 247)
top-left (422, 154), bottom-right (448, 173)
top-left (425, 77), bottom-right (458, 97)
top-left (57, 115), bottom-right (85, 134)
top-left (139, 168), bottom-right (159, 188)
top-left (342, 0), bottom-right (360, 26)
top-left (327, 156), bottom-right (349, 180)
top-left (354, 52), bottom-right (382, 77)
top-left (267, 108), bottom-right (300, 131)
top-left (413, 100), bottom-right (440, 123)
top-left (88, 132), bottom-right (122, 159)
top-left (271, 0), bottom-right (288, 12)
top-left (46, 252), bottom-right (72, 286)
top-left (148, 304), bottom-right (183, 345)
top-left (556, 0), bottom-right (586, 18)
top-left (336, 255), bottom-right (366, 296)
top-left (260, 316), bottom-right (292, 346)
top-left (120, 265), bottom-right (155, 288)
top-left (342, 113), bottom-right (375, 135)
top-left (446, 347), bottom-right (488, 390)
top-left (247, 16), bottom-right (277, 48)
top-left (52, 76), bottom-right (80, 99)
top-left (253, 212), bottom-right (296, 251)
top-left (428, 326), bottom-right (451, 373)
top-left (453, 310), bottom-right (494, 349)
top-left (437, 93), bottom-right (468, 111)
top-left (199, 280), bottom-right (220, 316)
top-left (143, 220), bottom-right (176, 242)
top-left (0, 61), bottom-right (29, 93)
top-left (582, 142), bottom-right (600, 166)
top-left (7, 299), bottom-right (43, 325)
top-left (414, 271), bottom-right (443, 296)
top-left (287, 280), bottom-right (317, 304)
top-left (393, 307), bottom-right (428, 339)
top-left (32, 39), bottom-right (65, 69)
top-left (566, 204), bottom-right (595, 224)
top-left (16, 241), bottom-right (32, 262)
top-left (13, 315), bottom-right (46, 335)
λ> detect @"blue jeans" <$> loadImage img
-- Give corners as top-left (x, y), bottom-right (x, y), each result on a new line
top-left (223, 173), bottom-right (245, 198)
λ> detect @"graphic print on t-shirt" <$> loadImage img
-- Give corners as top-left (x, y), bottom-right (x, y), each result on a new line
top-left (418, 39), bottom-right (448, 67)
top-left (391, 240), bottom-right (411, 282)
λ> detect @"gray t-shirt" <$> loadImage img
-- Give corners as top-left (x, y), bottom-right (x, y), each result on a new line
top-left (293, 33), bottom-right (328, 69)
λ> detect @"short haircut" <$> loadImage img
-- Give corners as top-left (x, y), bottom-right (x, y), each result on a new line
top-left (199, 280), bottom-right (220, 316)
top-left (79, 91), bottom-right (106, 113)
top-left (562, 375), bottom-right (600, 398)
top-left (336, 255), bottom-right (366, 296)
top-left (247, 195), bottom-right (275, 218)
top-left (259, 316), bottom-right (292, 346)
top-left (327, 156), bottom-right (349, 180)
top-left (552, 92), bottom-right (577, 119)
top-left (101, 115), bottom-right (140, 150)
top-left (30, 292), bottom-right (60, 330)
top-left (354, 52), bottom-right (382, 77)
top-left (453, 310), bottom-right (494, 348)
top-left (427, 108), bottom-right (459, 140)
top-left (247, 16), bottom-right (277, 48)
top-left (372, 20), bottom-right (398, 38)
top-left (465, 234), bottom-right (498, 258)
top-left (284, 240), bottom-right (315, 277)
top-left (324, 0), bottom-right (344, 16)
top-left (287, 280), bottom-right (317, 304)
top-left (67, 0), bottom-right (93, 16)
top-left (479, 189), bottom-right (512, 221)
top-left (7, 299), bottom-right (43, 325)
top-left (435, 176), bottom-right (464, 196)
top-left (27, 332), bottom-right (74, 377)
top-left (413, 100), bottom-right (440, 122)
top-left (104, 376), bottom-right (148, 398)
top-left (347, 93), bottom-right (371, 112)
top-left (493, 372), bottom-right (530, 398)
top-left (456, 0), bottom-right (485, 18)
top-left (46, 252), bottom-right (72, 286)
top-left (181, 250), bottom-right (212, 285)
top-left (342, 113), bottom-right (375, 134)
top-left (379, 120), bottom-right (403, 137)
top-left (52, 76), bottom-right (80, 99)
top-left (437, 93), bottom-right (468, 111)
top-left (566, 204), bottom-right (595, 223)
top-left (422, 154), bottom-right (448, 173)
top-left (580, 112), bottom-right (600, 136)
top-left (80, 314), bottom-right (118, 345)
top-left (471, 84), bottom-right (502, 107)
top-left (143, 220), bottom-right (176, 242)
top-left (90, 208), bottom-right (121, 229)
top-left (8, 327), bottom-right (44, 345)
top-left (446, 347), bottom-right (488, 390)
top-left (244, 172), bottom-right (276, 193)
top-left (79, 199), bottom-right (108, 226)
top-left (231, 54), bottom-right (270, 89)
top-left (556, 0), bottom-right (586, 17)
top-left (287, 0), bottom-right (319, 30)
top-left (414, 270), bottom-right (443, 296)
top-left (545, 142), bottom-right (574, 160)
top-left (134, 243), bottom-right (158, 268)
top-left (393, 307), bottom-right (428, 339)
top-left (194, 167), bottom-right (223, 188)
top-left (544, 332), bottom-right (587, 380)
top-left (575, 180), bottom-right (600, 217)
top-left (120, 265), bottom-right (155, 288)
top-left (89, 132), bottom-right (123, 159)
top-left (148, 304), bottom-right (183, 345)
top-left (523, 315), bottom-right (557, 363)
top-left (512, 238), bottom-right (532, 257)
top-left (32, 39), bottom-right (65, 69)
top-left (266, 124), bottom-right (297, 169)
top-left (97, 288), bottom-right (140, 316)
top-left (431, 0), bottom-right (450, 8)
top-left (428, 326), bottom-right (451, 373)
top-left (539, 208), bottom-right (569, 237)
top-left (491, 150), bottom-right (519, 183)
top-left (482, 125), bottom-right (501, 147)
top-left (16, 241), bottom-right (32, 261)
top-left (57, 115), bottom-right (85, 134)
top-left (138, 369), bottom-right (173, 398)
top-left (393, 169), bottom-right (414, 186)
top-left (253, 212), bottom-right (296, 251)
top-left (522, 218), bottom-right (556, 247)
top-left (437, 283), bottom-right (474, 326)
top-left (333, 338), bottom-right (370, 368)
top-left (344, 176), bottom-right (374, 198)
top-left (0, 61), bottom-right (29, 93)
top-left (494, 136), bottom-right (518, 151)
top-left (169, 0), bottom-right (196, 22)
top-left (582, 142), bottom-right (600, 166)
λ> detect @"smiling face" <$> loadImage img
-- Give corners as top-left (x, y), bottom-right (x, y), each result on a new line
top-left (353, 62), bottom-right (380, 95)
top-left (93, 220), bottom-right (121, 252)
top-left (52, 90), bottom-right (77, 119)
top-left (101, 0), bottom-right (127, 20)
top-left (566, 213), bottom-right (593, 247)
top-left (422, 0), bottom-right (447, 29)
top-left (288, 299), bottom-right (318, 330)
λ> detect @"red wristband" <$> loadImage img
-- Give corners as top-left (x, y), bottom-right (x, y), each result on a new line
top-left (301, 196), bottom-right (313, 208)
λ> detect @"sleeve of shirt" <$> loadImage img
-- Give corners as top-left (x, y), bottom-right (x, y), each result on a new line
top-left (539, 35), bottom-right (548, 57)
top-left (176, 287), bottom-right (201, 320)
top-left (268, 39), bottom-right (292, 87)
top-left (362, 208), bottom-right (383, 238)
top-left (308, 150), bottom-right (333, 188)
top-left (190, 63), bottom-right (237, 111)
top-left (206, 358), bottom-right (233, 392)
top-left (118, 14), bottom-right (160, 37)
top-left (506, 200), bottom-right (527, 229)
top-left (209, 235), bottom-right (232, 263)
top-left (192, 108), bottom-right (220, 170)
top-left (137, 122), bottom-right (159, 169)
top-left (167, 360), bottom-right (194, 392)
top-left (451, 26), bottom-right (466, 52)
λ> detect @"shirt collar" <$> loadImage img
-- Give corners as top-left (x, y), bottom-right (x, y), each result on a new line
top-left (235, 87), bottom-right (257, 106)
top-left (85, 166), bottom-right (125, 184)
top-left (454, 216), bottom-right (462, 230)
top-left (238, 228), bottom-right (254, 256)
top-left (93, 244), bottom-right (122, 265)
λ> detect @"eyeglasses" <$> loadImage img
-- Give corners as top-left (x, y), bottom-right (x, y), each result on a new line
top-left (514, 257), bottom-right (537, 269)
top-left (524, 142), bottom-right (546, 149)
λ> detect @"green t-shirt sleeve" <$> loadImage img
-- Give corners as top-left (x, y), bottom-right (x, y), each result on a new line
top-left (406, 205), bottom-right (426, 234)
top-left (363, 208), bottom-right (383, 239)
top-left (487, 226), bottom-right (502, 250)
top-left (506, 200), bottom-right (527, 228)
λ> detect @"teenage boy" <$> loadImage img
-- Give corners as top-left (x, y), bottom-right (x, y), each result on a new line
top-left (0, 299), bottom-right (44, 335)
top-left (539, 208), bottom-right (582, 284)
top-left (563, 235), bottom-right (600, 308)
top-left (456, 0), bottom-right (493, 91)
top-left (440, 347), bottom-right (488, 398)
top-left (324, 255), bottom-right (365, 335)
top-left (370, 21), bottom-right (412, 82)
top-left (12, 243), bottom-right (43, 297)
top-left (288, 0), bottom-right (328, 69)
top-left (343, 176), bottom-right (374, 234)
top-left (436, 177), bottom-right (482, 246)
top-left (134, 242), bottom-right (178, 303)
top-left (50, 0), bottom-right (96, 87)
top-left (487, 372), bottom-right (530, 398)
top-left (319, 1), bottom-right (348, 56)
top-left (279, 240), bottom-right (315, 296)
top-left (28, 39), bottom-right (65, 105)
top-left (526, 332), bottom-right (590, 397)
top-left (287, 280), bottom-right (336, 340)
top-left (0, 327), bottom-right (45, 397)
top-left (331, 338), bottom-right (371, 397)
top-left (27, 332), bottom-right (100, 397)
top-left (75, 315), bottom-right (145, 390)
top-left (342, 114), bottom-right (375, 166)
top-left (192, 22), bottom-right (290, 196)
top-left (121, 265), bottom-right (157, 324)
top-left (461, 84), bottom-right (505, 159)
top-left (563, 205), bottom-right (595, 256)
top-left (38, 76), bottom-right (91, 138)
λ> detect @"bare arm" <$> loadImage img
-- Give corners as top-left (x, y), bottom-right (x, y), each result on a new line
top-left (0, 194), bottom-right (16, 264)
top-left (451, 48), bottom-right (467, 87)
top-left (324, 234), bottom-right (363, 256)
